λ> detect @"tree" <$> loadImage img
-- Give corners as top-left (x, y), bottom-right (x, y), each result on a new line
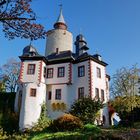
top-left (69, 96), bottom-right (103, 124)
top-left (111, 65), bottom-right (140, 98)
top-left (110, 65), bottom-right (140, 121)
top-left (110, 96), bottom-right (140, 120)
top-left (0, 0), bottom-right (46, 40)
top-left (0, 58), bottom-right (20, 92)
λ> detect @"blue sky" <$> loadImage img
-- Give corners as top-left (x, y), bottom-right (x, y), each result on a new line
top-left (0, 0), bottom-right (140, 77)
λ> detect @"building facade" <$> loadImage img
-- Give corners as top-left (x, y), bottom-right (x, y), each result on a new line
top-left (14, 9), bottom-right (110, 130)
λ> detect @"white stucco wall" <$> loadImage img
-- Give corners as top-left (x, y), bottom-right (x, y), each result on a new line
top-left (46, 63), bottom-right (69, 84)
top-left (45, 61), bottom-right (90, 119)
top-left (46, 84), bottom-right (68, 119)
top-left (21, 60), bottom-right (40, 83)
top-left (72, 61), bottom-right (89, 98)
top-left (90, 60), bottom-right (109, 126)
top-left (40, 61), bottom-right (46, 84)
top-left (16, 58), bottom-right (110, 129)
top-left (19, 83), bottom-right (46, 130)
top-left (45, 29), bottom-right (73, 56)
top-left (90, 61), bottom-right (107, 101)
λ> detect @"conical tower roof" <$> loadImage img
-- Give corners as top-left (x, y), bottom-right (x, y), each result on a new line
top-left (54, 6), bottom-right (67, 30)
top-left (56, 7), bottom-right (65, 23)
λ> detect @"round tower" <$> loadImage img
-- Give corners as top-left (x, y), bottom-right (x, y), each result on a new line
top-left (15, 44), bottom-right (47, 130)
top-left (45, 7), bottom-right (73, 56)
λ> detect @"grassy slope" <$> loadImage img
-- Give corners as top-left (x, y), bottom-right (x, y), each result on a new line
top-left (28, 129), bottom-right (140, 140)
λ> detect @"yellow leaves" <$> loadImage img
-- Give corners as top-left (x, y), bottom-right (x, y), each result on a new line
top-left (51, 102), bottom-right (67, 111)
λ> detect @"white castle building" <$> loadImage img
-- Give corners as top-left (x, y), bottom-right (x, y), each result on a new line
top-left (14, 8), bottom-right (110, 130)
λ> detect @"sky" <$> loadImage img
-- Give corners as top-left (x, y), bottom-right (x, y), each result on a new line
top-left (0, 0), bottom-right (140, 77)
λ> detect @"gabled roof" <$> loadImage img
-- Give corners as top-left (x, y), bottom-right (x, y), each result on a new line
top-left (20, 50), bottom-right (108, 66)
top-left (47, 50), bottom-right (74, 61)
top-left (19, 55), bottom-right (47, 64)
top-left (74, 52), bottom-right (108, 66)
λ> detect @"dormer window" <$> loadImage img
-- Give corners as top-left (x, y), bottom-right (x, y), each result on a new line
top-left (27, 64), bottom-right (35, 75)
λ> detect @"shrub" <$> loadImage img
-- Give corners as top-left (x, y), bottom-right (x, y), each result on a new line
top-left (0, 128), bottom-right (8, 139)
top-left (118, 120), bottom-right (132, 127)
top-left (83, 124), bottom-right (101, 133)
top-left (69, 96), bottom-right (103, 124)
top-left (49, 114), bottom-right (83, 132)
top-left (0, 112), bottom-right (19, 133)
top-left (31, 103), bottom-right (51, 132)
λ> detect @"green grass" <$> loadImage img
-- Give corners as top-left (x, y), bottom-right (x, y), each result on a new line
top-left (29, 131), bottom-right (82, 140)
top-left (29, 124), bottom-right (101, 140)
top-left (1, 123), bottom-right (140, 140)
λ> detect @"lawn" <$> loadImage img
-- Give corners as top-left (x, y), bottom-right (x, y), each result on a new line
top-left (1, 125), bottom-right (140, 140)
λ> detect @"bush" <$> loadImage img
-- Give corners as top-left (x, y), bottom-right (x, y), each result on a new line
top-left (118, 120), bottom-right (132, 127)
top-left (31, 103), bottom-right (51, 132)
top-left (83, 124), bottom-right (101, 133)
top-left (69, 96), bottom-right (103, 124)
top-left (0, 112), bottom-right (19, 133)
top-left (49, 114), bottom-right (83, 132)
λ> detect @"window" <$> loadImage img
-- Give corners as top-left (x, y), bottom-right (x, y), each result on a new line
top-left (106, 81), bottom-right (109, 90)
top-left (95, 88), bottom-right (99, 100)
top-left (58, 67), bottom-right (65, 77)
top-left (44, 67), bottom-right (46, 78)
top-left (97, 67), bottom-right (101, 78)
top-left (47, 68), bottom-right (53, 78)
top-left (56, 48), bottom-right (59, 53)
top-left (27, 64), bottom-right (35, 75)
top-left (30, 88), bottom-right (36, 97)
top-left (78, 87), bottom-right (84, 99)
top-left (101, 89), bottom-right (105, 101)
top-left (55, 89), bottom-right (61, 100)
top-left (78, 65), bottom-right (85, 77)
top-left (48, 91), bottom-right (52, 100)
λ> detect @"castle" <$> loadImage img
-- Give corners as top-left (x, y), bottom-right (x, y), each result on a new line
top-left (14, 8), bottom-right (110, 130)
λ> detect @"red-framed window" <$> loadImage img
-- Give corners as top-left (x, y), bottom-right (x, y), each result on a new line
top-left (78, 87), bottom-right (84, 99)
top-left (30, 88), bottom-right (36, 97)
top-left (95, 88), bottom-right (99, 100)
top-left (44, 67), bottom-right (46, 78)
top-left (47, 68), bottom-right (53, 78)
top-left (97, 67), bottom-right (101, 78)
top-left (101, 89), bottom-right (105, 101)
top-left (27, 64), bottom-right (35, 75)
top-left (48, 91), bottom-right (52, 100)
top-left (78, 65), bottom-right (85, 77)
top-left (58, 67), bottom-right (65, 77)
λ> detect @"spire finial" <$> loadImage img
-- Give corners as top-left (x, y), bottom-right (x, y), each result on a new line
top-left (53, 4), bottom-right (67, 30)
top-left (56, 4), bottom-right (65, 23)
top-left (59, 4), bottom-right (62, 11)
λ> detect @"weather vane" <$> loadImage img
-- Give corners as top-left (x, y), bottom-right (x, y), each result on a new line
top-left (59, 4), bottom-right (63, 10)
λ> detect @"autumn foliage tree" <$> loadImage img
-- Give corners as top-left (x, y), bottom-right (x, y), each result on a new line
top-left (110, 65), bottom-right (140, 121)
top-left (0, 0), bottom-right (46, 40)
top-left (0, 58), bottom-right (20, 92)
